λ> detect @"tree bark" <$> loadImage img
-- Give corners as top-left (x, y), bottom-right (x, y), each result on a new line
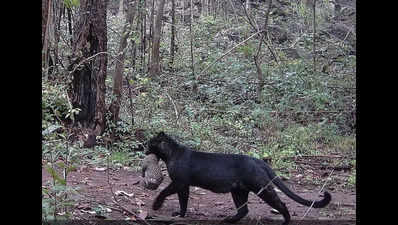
top-left (42, 0), bottom-right (49, 49)
top-left (148, 0), bottom-right (156, 71)
top-left (189, 0), bottom-right (195, 78)
top-left (140, 1), bottom-right (146, 73)
top-left (67, 7), bottom-right (73, 46)
top-left (42, 0), bottom-right (52, 77)
top-left (149, 0), bottom-right (166, 77)
top-left (68, 0), bottom-right (108, 137)
top-left (53, 0), bottom-right (64, 74)
top-left (253, 0), bottom-right (272, 103)
top-left (170, 0), bottom-right (176, 67)
top-left (109, 0), bottom-right (137, 131)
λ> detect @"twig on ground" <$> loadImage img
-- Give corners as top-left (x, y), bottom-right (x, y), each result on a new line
top-left (106, 155), bottom-right (150, 225)
top-left (298, 168), bottom-right (335, 224)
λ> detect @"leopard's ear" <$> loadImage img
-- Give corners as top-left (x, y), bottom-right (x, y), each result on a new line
top-left (157, 131), bottom-right (167, 140)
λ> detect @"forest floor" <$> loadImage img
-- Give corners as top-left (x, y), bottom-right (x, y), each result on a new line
top-left (42, 159), bottom-right (356, 224)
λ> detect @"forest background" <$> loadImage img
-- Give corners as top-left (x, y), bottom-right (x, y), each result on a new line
top-left (42, 0), bottom-right (356, 221)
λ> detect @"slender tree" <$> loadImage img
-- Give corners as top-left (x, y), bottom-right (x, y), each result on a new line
top-left (189, 0), bottom-right (195, 78)
top-left (170, 0), bottom-right (176, 67)
top-left (109, 0), bottom-right (137, 138)
top-left (148, 0), bottom-right (156, 71)
top-left (253, 0), bottom-right (272, 103)
top-left (67, 7), bottom-right (73, 46)
top-left (139, 0), bottom-right (146, 73)
top-left (53, 0), bottom-right (64, 74)
top-left (42, 0), bottom-right (49, 48)
top-left (149, 0), bottom-right (166, 77)
top-left (42, 0), bottom-right (52, 77)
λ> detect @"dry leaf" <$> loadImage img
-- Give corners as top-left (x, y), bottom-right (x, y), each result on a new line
top-left (115, 190), bottom-right (134, 197)
top-left (135, 198), bottom-right (145, 206)
top-left (81, 210), bottom-right (96, 214)
top-left (138, 210), bottom-right (148, 220)
top-left (132, 180), bottom-right (140, 185)
top-left (270, 208), bottom-right (280, 214)
top-left (76, 203), bottom-right (91, 210)
top-left (94, 167), bottom-right (107, 172)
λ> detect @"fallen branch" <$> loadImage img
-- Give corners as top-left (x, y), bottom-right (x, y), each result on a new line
top-left (293, 161), bottom-right (353, 171)
top-left (319, 165), bottom-right (353, 171)
top-left (146, 215), bottom-right (186, 222)
top-left (106, 156), bottom-right (151, 225)
top-left (283, 155), bottom-right (343, 159)
top-left (111, 198), bottom-right (135, 216)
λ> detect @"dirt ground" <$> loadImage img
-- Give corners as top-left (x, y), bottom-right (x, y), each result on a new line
top-left (42, 162), bottom-right (356, 224)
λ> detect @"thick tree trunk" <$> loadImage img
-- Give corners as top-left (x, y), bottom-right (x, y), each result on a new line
top-left (149, 0), bottom-right (166, 77)
top-left (68, 0), bottom-right (108, 136)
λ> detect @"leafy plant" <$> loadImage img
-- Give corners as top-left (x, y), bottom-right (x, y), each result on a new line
top-left (64, 0), bottom-right (80, 9)
top-left (42, 146), bottom-right (80, 220)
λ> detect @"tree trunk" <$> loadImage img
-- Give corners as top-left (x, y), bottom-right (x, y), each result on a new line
top-left (253, 0), bottom-right (272, 103)
top-left (68, 0), bottom-right (108, 137)
top-left (53, 0), bottom-right (64, 75)
top-left (42, 0), bottom-right (52, 77)
top-left (140, 1), bottom-right (146, 73)
top-left (170, 0), bottom-right (176, 67)
top-left (67, 7), bottom-right (73, 46)
top-left (109, 0), bottom-right (137, 132)
top-left (254, 55), bottom-right (264, 103)
top-left (148, 0), bottom-right (156, 72)
top-left (42, 0), bottom-right (49, 48)
top-left (189, 0), bottom-right (195, 78)
top-left (149, 0), bottom-right (166, 77)
top-left (117, 0), bottom-right (124, 18)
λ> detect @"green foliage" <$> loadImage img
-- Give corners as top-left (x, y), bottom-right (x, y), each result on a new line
top-left (64, 0), bottom-right (80, 9)
top-left (42, 145), bottom-right (81, 220)
top-left (42, 1), bottom-right (356, 193)
top-left (236, 42), bottom-right (255, 58)
top-left (42, 81), bottom-right (69, 126)
top-left (42, 81), bottom-right (82, 130)
top-left (346, 163), bottom-right (356, 187)
top-left (200, 16), bottom-right (217, 26)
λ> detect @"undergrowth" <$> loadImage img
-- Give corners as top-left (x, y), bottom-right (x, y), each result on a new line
top-left (42, 2), bottom-right (356, 218)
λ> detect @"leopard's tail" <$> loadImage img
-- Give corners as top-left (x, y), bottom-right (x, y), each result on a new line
top-left (262, 162), bottom-right (331, 208)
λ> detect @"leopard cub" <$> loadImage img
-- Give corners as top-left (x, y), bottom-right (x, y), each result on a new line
top-left (141, 153), bottom-right (163, 190)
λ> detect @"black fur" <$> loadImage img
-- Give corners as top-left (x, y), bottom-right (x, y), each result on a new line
top-left (146, 132), bottom-right (331, 225)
